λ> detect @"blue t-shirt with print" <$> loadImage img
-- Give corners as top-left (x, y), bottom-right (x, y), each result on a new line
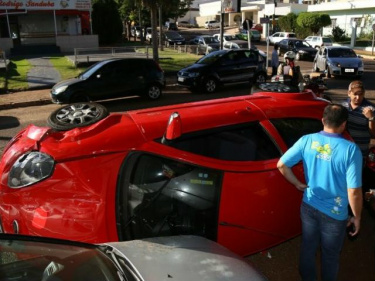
top-left (280, 131), bottom-right (362, 220)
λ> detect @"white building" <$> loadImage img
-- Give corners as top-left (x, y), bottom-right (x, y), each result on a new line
top-left (196, 0), bottom-right (375, 37)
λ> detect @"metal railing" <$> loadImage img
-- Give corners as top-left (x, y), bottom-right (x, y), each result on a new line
top-left (73, 46), bottom-right (152, 66)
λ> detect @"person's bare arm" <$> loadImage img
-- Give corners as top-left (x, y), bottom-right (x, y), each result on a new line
top-left (277, 159), bottom-right (307, 191)
top-left (347, 187), bottom-right (363, 236)
top-left (362, 106), bottom-right (375, 137)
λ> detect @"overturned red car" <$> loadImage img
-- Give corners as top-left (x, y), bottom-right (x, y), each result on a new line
top-left (0, 87), bottom-right (330, 256)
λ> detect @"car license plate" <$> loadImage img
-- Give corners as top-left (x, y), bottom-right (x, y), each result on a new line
top-left (178, 77), bottom-right (185, 82)
top-left (345, 68), bottom-right (354, 73)
top-left (177, 42), bottom-right (182, 44)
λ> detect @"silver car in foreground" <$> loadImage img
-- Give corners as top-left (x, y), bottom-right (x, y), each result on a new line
top-left (0, 234), bottom-right (268, 281)
top-left (313, 46), bottom-right (364, 78)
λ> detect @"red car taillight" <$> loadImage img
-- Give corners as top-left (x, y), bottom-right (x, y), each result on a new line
top-left (366, 147), bottom-right (375, 171)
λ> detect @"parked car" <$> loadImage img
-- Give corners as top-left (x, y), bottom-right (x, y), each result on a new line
top-left (276, 38), bottom-right (317, 61)
top-left (177, 20), bottom-right (194, 28)
top-left (268, 32), bottom-right (296, 45)
top-left (165, 22), bottom-right (178, 30)
top-left (189, 35), bottom-right (220, 54)
top-left (0, 234), bottom-right (268, 281)
top-left (204, 20), bottom-right (220, 29)
top-left (0, 88), bottom-right (330, 256)
top-left (50, 58), bottom-right (165, 104)
top-left (236, 29), bottom-right (261, 42)
top-left (163, 31), bottom-right (186, 45)
top-left (252, 23), bottom-right (263, 33)
top-left (213, 33), bottom-right (249, 49)
top-left (130, 26), bottom-right (141, 37)
top-left (305, 36), bottom-right (333, 49)
top-left (177, 49), bottom-right (267, 93)
top-left (223, 40), bottom-right (249, 49)
top-left (313, 46), bottom-right (364, 78)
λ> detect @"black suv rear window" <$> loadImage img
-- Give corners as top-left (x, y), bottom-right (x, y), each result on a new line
top-left (271, 118), bottom-right (323, 148)
top-left (162, 122), bottom-right (281, 161)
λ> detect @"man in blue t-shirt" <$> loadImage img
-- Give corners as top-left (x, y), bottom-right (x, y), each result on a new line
top-left (277, 104), bottom-right (363, 281)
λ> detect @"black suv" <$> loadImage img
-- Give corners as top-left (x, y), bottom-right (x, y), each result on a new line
top-left (51, 58), bottom-right (165, 104)
top-left (277, 39), bottom-right (317, 61)
top-left (163, 31), bottom-right (186, 45)
top-left (177, 49), bottom-right (267, 93)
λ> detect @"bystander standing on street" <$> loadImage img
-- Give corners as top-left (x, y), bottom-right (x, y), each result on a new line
top-left (342, 80), bottom-right (375, 157)
top-left (271, 45), bottom-right (279, 76)
top-left (277, 104), bottom-right (363, 281)
top-left (342, 80), bottom-right (375, 208)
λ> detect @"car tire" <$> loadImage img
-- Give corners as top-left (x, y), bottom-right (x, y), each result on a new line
top-left (202, 77), bottom-right (218, 93)
top-left (313, 62), bottom-right (320, 72)
top-left (47, 102), bottom-right (109, 131)
top-left (69, 93), bottom-right (90, 103)
top-left (145, 84), bottom-right (162, 100)
top-left (254, 72), bottom-right (267, 83)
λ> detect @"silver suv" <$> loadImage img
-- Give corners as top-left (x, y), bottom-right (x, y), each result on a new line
top-left (205, 20), bottom-right (220, 29)
top-left (305, 36), bottom-right (333, 49)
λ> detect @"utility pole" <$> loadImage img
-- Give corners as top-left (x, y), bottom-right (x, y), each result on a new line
top-left (220, 5), bottom-right (224, 50)
top-left (159, 5), bottom-right (163, 51)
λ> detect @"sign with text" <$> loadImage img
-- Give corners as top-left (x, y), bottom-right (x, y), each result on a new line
top-left (0, 0), bottom-right (91, 10)
top-left (222, 0), bottom-right (240, 13)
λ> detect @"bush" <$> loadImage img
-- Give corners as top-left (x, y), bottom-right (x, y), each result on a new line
top-left (332, 26), bottom-right (346, 42)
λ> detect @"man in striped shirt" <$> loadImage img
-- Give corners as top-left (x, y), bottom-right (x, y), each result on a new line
top-left (343, 80), bottom-right (375, 203)
top-left (343, 80), bottom-right (375, 157)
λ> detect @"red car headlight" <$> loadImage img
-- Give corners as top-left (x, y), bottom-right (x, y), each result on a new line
top-left (8, 152), bottom-right (55, 188)
top-left (366, 147), bottom-right (375, 171)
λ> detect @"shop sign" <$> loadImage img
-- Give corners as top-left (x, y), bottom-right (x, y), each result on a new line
top-left (0, 0), bottom-right (91, 10)
top-left (221, 0), bottom-right (240, 13)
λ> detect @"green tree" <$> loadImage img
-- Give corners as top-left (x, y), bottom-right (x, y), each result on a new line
top-left (278, 13), bottom-right (297, 32)
top-left (92, 0), bottom-right (123, 45)
top-left (164, 0), bottom-right (194, 22)
top-left (296, 12), bottom-right (331, 34)
top-left (331, 26), bottom-right (346, 42)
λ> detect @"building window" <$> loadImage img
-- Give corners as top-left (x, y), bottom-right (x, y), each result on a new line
top-left (351, 17), bottom-right (362, 27)
top-left (330, 18), bottom-right (337, 28)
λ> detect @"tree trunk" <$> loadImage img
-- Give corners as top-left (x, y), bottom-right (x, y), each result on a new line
top-left (151, 6), bottom-right (159, 62)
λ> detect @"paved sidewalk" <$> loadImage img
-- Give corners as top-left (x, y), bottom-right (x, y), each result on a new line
top-left (27, 57), bottom-right (61, 89)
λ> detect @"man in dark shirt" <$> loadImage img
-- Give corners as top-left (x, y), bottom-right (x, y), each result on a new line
top-left (342, 80), bottom-right (375, 203)
top-left (342, 80), bottom-right (375, 157)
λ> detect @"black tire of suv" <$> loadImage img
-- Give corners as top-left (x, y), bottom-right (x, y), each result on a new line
top-left (47, 102), bottom-right (109, 131)
top-left (202, 77), bottom-right (218, 93)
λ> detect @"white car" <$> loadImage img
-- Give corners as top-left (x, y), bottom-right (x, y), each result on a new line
top-left (205, 20), bottom-right (220, 29)
top-left (305, 36), bottom-right (333, 49)
top-left (268, 32), bottom-right (296, 45)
